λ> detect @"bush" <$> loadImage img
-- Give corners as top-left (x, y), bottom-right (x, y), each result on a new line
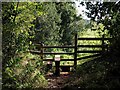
top-left (2, 52), bottom-right (48, 89)
top-left (74, 55), bottom-right (120, 88)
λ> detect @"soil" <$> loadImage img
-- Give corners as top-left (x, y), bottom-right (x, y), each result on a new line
top-left (45, 72), bottom-right (73, 88)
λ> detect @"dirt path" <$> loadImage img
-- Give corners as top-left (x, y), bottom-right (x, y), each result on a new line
top-left (45, 72), bottom-right (71, 88)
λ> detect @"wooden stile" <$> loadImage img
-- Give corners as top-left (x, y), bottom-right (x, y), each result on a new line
top-left (30, 34), bottom-right (111, 72)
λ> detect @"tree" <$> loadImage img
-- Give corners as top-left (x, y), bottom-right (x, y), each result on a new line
top-left (32, 2), bottom-right (84, 47)
top-left (2, 2), bottom-right (44, 67)
top-left (85, 2), bottom-right (120, 55)
top-left (55, 2), bottom-right (83, 45)
top-left (86, 2), bottom-right (120, 37)
top-left (32, 2), bottom-right (61, 46)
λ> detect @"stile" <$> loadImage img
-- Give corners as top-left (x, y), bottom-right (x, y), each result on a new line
top-left (30, 34), bottom-right (112, 73)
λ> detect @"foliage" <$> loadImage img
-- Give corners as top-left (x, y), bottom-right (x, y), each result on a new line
top-left (2, 53), bottom-right (47, 89)
top-left (86, 2), bottom-right (120, 37)
top-left (2, 2), bottom-right (46, 88)
top-left (2, 2), bottom-right (42, 67)
top-left (64, 53), bottom-right (120, 88)
top-left (32, 2), bottom-right (84, 47)
top-left (55, 3), bottom-right (83, 46)
top-left (85, 2), bottom-right (120, 55)
top-left (33, 2), bottom-right (61, 45)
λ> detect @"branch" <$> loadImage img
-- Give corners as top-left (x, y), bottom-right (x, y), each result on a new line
top-left (13, 2), bottom-right (19, 22)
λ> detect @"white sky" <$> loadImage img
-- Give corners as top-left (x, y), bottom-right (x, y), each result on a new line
top-left (75, 0), bottom-right (90, 20)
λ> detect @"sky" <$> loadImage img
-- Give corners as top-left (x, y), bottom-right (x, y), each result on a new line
top-left (74, 0), bottom-right (90, 20)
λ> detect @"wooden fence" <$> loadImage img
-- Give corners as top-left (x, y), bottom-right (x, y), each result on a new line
top-left (30, 34), bottom-right (112, 74)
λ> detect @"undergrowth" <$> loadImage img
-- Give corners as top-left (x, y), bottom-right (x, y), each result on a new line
top-left (2, 52), bottom-right (48, 89)
top-left (64, 53), bottom-right (120, 88)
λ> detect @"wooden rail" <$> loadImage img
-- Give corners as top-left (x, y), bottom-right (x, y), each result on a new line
top-left (43, 58), bottom-right (74, 61)
top-left (35, 45), bottom-right (75, 48)
top-left (30, 50), bottom-right (74, 55)
top-left (77, 50), bottom-right (102, 53)
top-left (78, 38), bottom-right (112, 40)
top-left (53, 65), bottom-right (73, 67)
top-left (77, 53), bottom-right (101, 60)
top-left (77, 45), bottom-right (103, 48)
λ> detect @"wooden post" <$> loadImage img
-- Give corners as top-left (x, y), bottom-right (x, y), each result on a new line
top-left (74, 34), bottom-right (77, 70)
top-left (54, 55), bottom-right (60, 76)
top-left (40, 43), bottom-right (44, 60)
top-left (46, 59), bottom-right (52, 72)
top-left (102, 34), bottom-right (105, 54)
top-left (55, 61), bottom-right (60, 76)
